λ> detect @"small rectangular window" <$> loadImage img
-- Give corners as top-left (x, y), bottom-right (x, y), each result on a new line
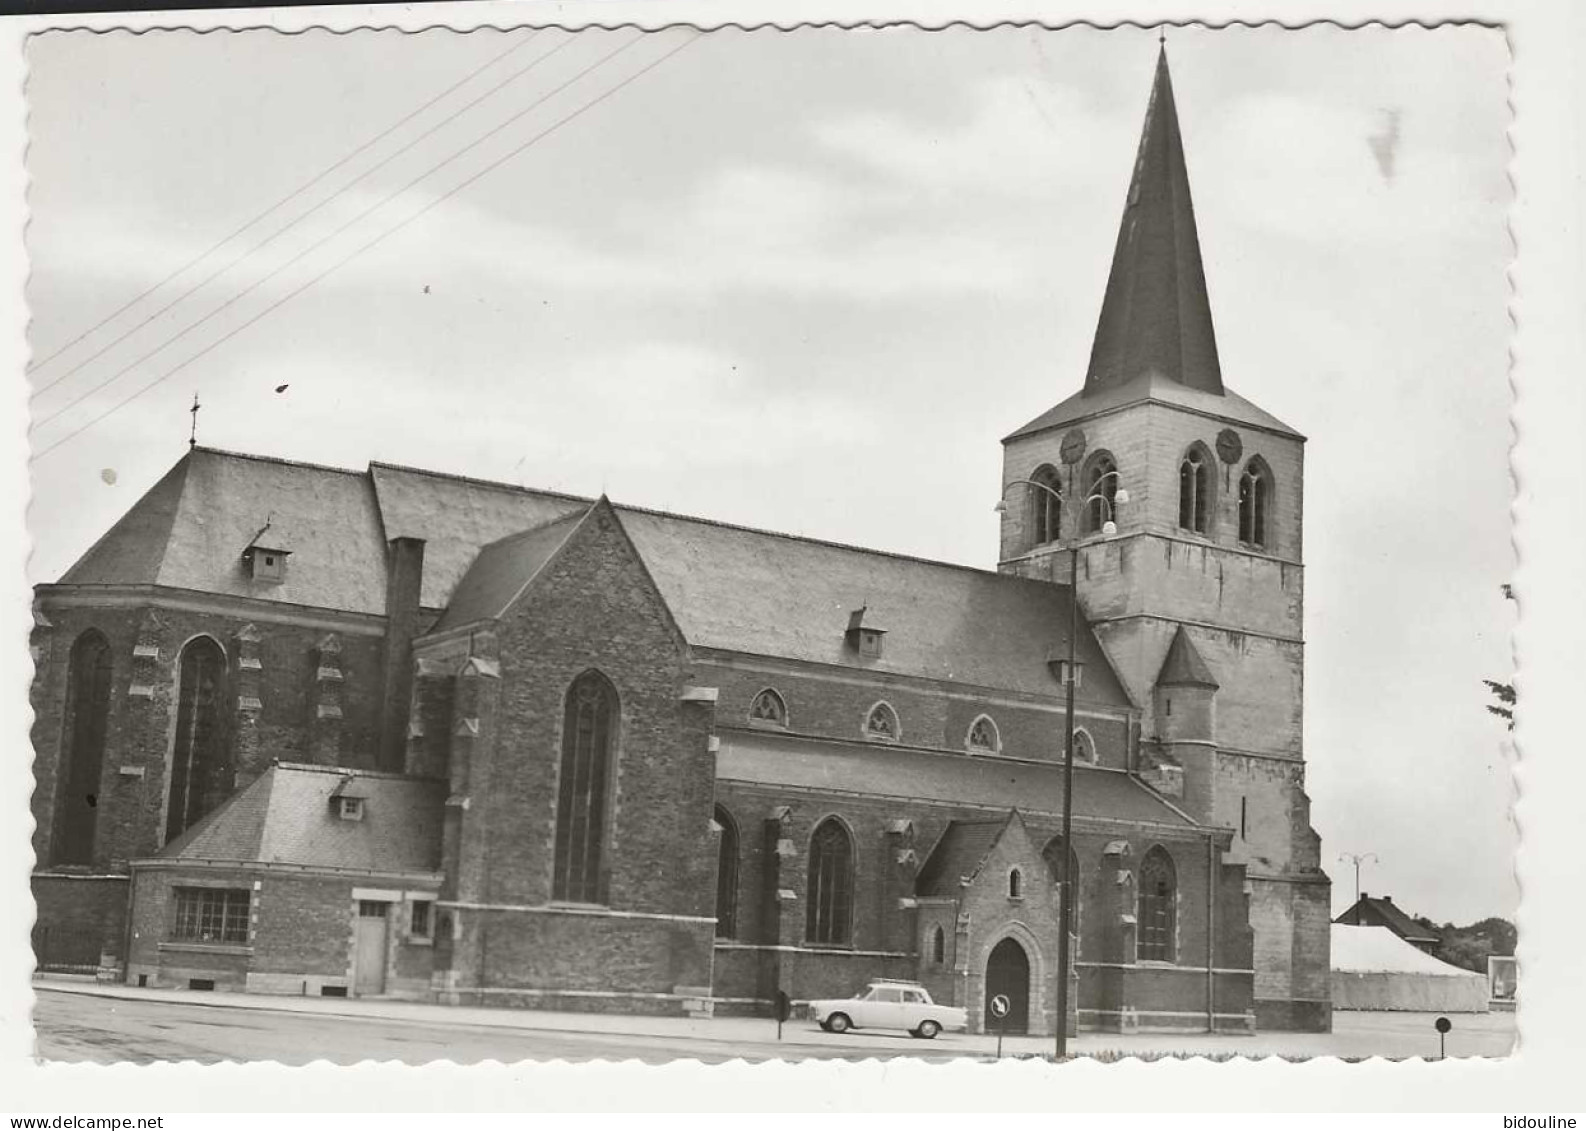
top-left (358, 900), bottom-right (388, 919)
top-left (1241, 797), bottom-right (1248, 840)
top-left (338, 797), bottom-right (364, 821)
top-left (410, 899), bottom-right (432, 938)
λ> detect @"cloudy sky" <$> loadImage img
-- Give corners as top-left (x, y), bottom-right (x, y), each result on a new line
top-left (23, 24), bottom-right (1514, 925)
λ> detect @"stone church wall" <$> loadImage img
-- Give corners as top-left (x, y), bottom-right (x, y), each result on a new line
top-left (437, 507), bottom-right (717, 1011)
top-left (31, 598), bottom-right (387, 876)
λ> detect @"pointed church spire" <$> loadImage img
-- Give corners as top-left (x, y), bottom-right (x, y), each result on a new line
top-left (1084, 45), bottom-right (1224, 397)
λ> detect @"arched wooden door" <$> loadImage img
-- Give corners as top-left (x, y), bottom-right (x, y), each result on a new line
top-left (985, 936), bottom-right (1031, 1035)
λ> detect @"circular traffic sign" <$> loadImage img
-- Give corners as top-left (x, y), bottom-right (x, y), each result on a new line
top-left (989, 994), bottom-right (1011, 1019)
top-left (1435, 1016), bottom-right (1452, 1034)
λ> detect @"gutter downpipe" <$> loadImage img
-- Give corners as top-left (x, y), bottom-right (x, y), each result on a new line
top-left (1206, 835), bottom-right (1216, 1032)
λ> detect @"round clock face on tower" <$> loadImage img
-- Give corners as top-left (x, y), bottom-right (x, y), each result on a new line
top-left (1215, 428), bottom-right (1244, 465)
top-left (1059, 428), bottom-right (1088, 467)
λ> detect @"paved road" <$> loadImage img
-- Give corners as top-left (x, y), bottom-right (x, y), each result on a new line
top-left (30, 987), bottom-right (1516, 1065)
top-left (33, 990), bottom-right (969, 1065)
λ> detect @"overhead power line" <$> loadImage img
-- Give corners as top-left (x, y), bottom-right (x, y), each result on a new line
top-left (31, 31), bottom-right (637, 436)
top-left (28, 31), bottom-right (539, 384)
top-left (32, 29), bottom-right (577, 404)
top-left (31, 31), bottom-right (698, 464)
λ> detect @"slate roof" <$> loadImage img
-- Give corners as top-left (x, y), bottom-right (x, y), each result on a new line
top-left (914, 815), bottom-right (1013, 897)
top-left (154, 763), bottom-right (444, 874)
top-left (617, 509), bottom-right (1128, 704)
top-left (369, 462), bottom-right (585, 611)
top-left (717, 731), bottom-right (1195, 829)
top-left (59, 448), bottom-right (390, 615)
top-left (1004, 374), bottom-right (1302, 443)
top-left (1005, 48), bottom-right (1301, 444)
top-left (1156, 625), bottom-right (1219, 689)
top-left (1085, 46), bottom-right (1222, 398)
top-left (53, 447), bottom-right (1130, 707)
top-left (430, 510), bottom-right (584, 633)
top-left (1334, 894), bottom-right (1444, 945)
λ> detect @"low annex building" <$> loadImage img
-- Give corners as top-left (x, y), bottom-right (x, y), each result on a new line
top-left (28, 47), bottom-right (1331, 1034)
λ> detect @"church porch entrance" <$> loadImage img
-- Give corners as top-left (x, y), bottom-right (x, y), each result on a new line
top-left (985, 936), bottom-right (1032, 1035)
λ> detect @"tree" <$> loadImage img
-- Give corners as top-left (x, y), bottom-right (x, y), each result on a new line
top-left (1485, 583), bottom-right (1516, 730)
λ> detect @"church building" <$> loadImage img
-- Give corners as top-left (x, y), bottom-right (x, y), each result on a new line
top-left (27, 48), bottom-right (1332, 1034)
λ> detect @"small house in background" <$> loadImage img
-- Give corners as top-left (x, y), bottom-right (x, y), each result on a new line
top-left (1334, 893), bottom-right (1444, 954)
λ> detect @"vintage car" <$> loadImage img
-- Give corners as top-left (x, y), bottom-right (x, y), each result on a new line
top-left (807, 980), bottom-right (969, 1039)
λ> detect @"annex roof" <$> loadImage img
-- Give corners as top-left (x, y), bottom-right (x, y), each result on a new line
top-left (1156, 625), bottom-right (1219, 689)
top-left (716, 731), bottom-right (1196, 829)
top-left (154, 762), bottom-right (444, 874)
top-left (915, 812), bottom-right (1026, 897)
top-left (430, 510), bottom-right (585, 633)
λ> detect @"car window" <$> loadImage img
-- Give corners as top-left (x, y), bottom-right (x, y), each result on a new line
top-left (874, 987), bottom-right (902, 1003)
top-left (903, 990), bottom-right (925, 1003)
top-left (858, 988), bottom-right (876, 1000)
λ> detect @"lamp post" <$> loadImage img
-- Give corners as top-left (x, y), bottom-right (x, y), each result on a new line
top-left (1339, 852), bottom-right (1380, 906)
top-left (996, 469), bottom-right (1126, 1059)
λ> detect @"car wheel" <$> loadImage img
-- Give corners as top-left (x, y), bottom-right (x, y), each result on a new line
top-left (817, 1019), bottom-right (832, 1032)
top-left (827, 1013), bottom-right (852, 1034)
top-left (914, 1020), bottom-right (941, 1040)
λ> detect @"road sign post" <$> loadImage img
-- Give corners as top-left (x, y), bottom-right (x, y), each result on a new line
top-left (776, 990), bottom-right (792, 1042)
top-left (1435, 1015), bottom-right (1451, 1060)
top-left (989, 993), bottom-right (1011, 1059)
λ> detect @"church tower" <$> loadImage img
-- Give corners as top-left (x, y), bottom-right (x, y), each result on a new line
top-left (998, 46), bottom-right (1331, 1031)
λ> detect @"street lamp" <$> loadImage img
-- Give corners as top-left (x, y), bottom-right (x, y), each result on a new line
top-left (995, 468), bottom-right (1127, 1060)
top-left (1339, 852), bottom-right (1380, 907)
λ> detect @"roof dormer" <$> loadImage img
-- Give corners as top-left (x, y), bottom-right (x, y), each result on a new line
top-left (241, 520), bottom-right (290, 584)
top-left (845, 607), bottom-right (886, 659)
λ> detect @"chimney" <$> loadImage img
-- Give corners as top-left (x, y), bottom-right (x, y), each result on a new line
top-left (379, 536), bottom-right (426, 772)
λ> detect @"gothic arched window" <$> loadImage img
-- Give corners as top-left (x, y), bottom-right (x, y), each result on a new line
top-left (1029, 464), bottom-right (1064, 546)
top-left (931, 924), bottom-right (946, 964)
top-left (1238, 458), bottom-right (1273, 550)
top-left (553, 670), bottom-right (619, 904)
top-left (165, 636), bottom-right (230, 845)
top-left (1073, 728), bottom-right (1097, 765)
top-left (806, 818), bottom-right (854, 945)
top-left (864, 702), bottom-right (900, 743)
top-left (1083, 452), bottom-right (1120, 533)
top-left (714, 805), bottom-right (739, 939)
top-left (749, 688), bottom-right (787, 727)
top-left (55, 630), bottom-right (113, 865)
top-left (1138, 845), bottom-right (1178, 962)
top-left (1178, 446), bottom-right (1212, 534)
top-left (1008, 868), bottom-right (1023, 899)
top-left (966, 714), bottom-right (1000, 755)
top-left (1043, 835), bottom-right (1083, 951)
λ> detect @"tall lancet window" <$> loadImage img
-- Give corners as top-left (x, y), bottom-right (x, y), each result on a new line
top-left (1029, 464), bottom-right (1063, 546)
top-left (56, 630), bottom-right (113, 864)
top-left (165, 636), bottom-right (230, 844)
top-left (1083, 453), bottom-right (1119, 533)
top-left (714, 805), bottom-right (739, 939)
top-left (1138, 845), bottom-right (1178, 962)
top-left (1178, 446), bottom-right (1212, 534)
top-left (806, 818), bottom-right (854, 945)
top-left (553, 670), bottom-right (619, 903)
top-left (1238, 458), bottom-right (1273, 549)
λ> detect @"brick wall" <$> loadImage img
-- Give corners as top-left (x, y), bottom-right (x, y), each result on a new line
top-left (432, 504), bottom-right (718, 1003)
top-left (700, 659), bottom-right (1133, 770)
top-left (32, 600), bottom-right (387, 874)
top-left (30, 874), bottom-right (128, 969)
